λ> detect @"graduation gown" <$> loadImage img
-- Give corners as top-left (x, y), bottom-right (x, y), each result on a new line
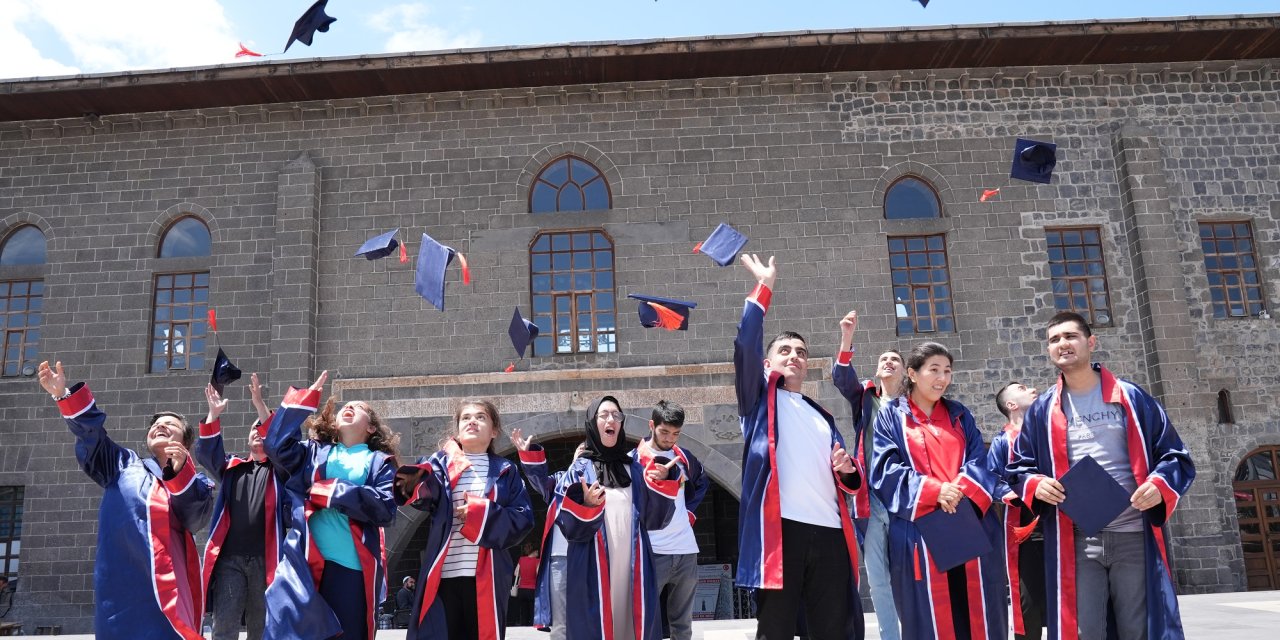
top-left (397, 440), bottom-right (535, 640)
top-left (517, 445), bottom-right (680, 640)
top-left (58, 382), bottom-right (215, 640)
top-left (262, 387), bottom-right (398, 640)
top-left (987, 425), bottom-right (1040, 637)
top-left (194, 415), bottom-right (288, 626)
top-left (870, 396), bottom-right (1007, 640)
top-left (733, 283), bottom-right (864, 640)
top-left (831, 352), bottom-right (887, 532)
top-left (1007, 364), bottom-right (1195, 640)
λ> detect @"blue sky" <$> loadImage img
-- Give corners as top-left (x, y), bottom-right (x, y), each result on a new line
top-left (1, 0), bottom-right (1276, 80)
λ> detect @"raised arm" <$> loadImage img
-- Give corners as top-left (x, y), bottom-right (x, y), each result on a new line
top-left (39, 361), bottom-right (132, 488)
top-left (734, 254), bottom-right (776, 418)
top-left (264, 370), bottom-right (327, 482)
top-left (195, 383), bottom-right (231, 482)
top-left (511, 429), bottom-right (562, 503)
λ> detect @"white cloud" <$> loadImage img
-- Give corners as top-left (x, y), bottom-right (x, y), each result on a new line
top-left (368, 3), bottom-right (482, 53)
top-left (0, 0), bottom-right (241, 79)
top-left (0, 0), bottom-right (80, 79)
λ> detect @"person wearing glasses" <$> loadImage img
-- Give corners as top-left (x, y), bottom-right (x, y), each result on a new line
top-left (511, 395), bottom-right (681, 640)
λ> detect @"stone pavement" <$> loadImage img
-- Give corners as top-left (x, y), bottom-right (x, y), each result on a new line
top-left (8, 591), bottom-right (1278, 638)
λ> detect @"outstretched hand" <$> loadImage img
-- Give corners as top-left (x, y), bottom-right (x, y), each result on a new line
top-left (204, 383), bottom-right (229, 422)
top-left (740, 254), bottom-right (777, 291)
top-left (510, 428), bottom-right (534, 452)
top-left (37, 360), bottom-right (67, 398)
top-left (249, 372), bottom-right (270, 423)
top-left (838, 310), bottom-right (858, 351)
top-left (309, 370), bottom-right (329, 393)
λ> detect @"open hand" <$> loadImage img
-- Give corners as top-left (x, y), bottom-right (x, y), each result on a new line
top-left (510, 428), bottom-right (534, 452)
top-left (38, 360), bottom-right (67, 398)
top-left (739, 254), bottom-right (777, 290)
top-left (205, 383), bottom-right (229, 422)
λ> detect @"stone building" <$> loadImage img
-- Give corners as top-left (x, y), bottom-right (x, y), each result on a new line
top-left (1, 13), bottom-right (1279, 632)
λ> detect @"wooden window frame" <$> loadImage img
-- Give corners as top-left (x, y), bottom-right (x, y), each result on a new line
top-left (1045, 226), bottom-right (1115, 327)
top-left (149, 271), bottom-right (210, 373)
top-left (529, 230), bottom-right (617, 356)
top-left (1200, 220), bottom-right (1267, 319)
top-left (0, 280), bottom-right (42, 377)
top-left (0, 486), bottom-right (22, 576)
top-left (529, 155), bottom-right (612, 214)
top-left (889, 234), bottom-right (956, 335)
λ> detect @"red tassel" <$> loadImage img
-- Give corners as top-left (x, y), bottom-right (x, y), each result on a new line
top-left (693, 241), bottom-right (703, 254)
top-left (207, 309), bottom-right (218, 333)
top-left (399, 242), bottom-right (408, 264)
top-left (504, 363), bottom-right (516, 373)
top-left (980, 188), bottom-right (1001, 202)
top-left (457, 253), bottom-right (471, 285)
top-left (235, 43), bottom-right (263, 58)
top-left (648, 302), bottom-right (685, 331)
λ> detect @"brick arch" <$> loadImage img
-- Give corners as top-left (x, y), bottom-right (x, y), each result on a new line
top-left (149, 202), bottom-right (219, 253)
top-left (1207, 427), bottom-right (1280, 591)
top-left (0, 211), bottom-right (54, 246)
top-left (871, 162), bottom-right (956, 213)
top-left (516, 142), bottom-right (621, 208)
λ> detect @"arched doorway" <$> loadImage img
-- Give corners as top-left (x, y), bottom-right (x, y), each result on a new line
top-left (1233, 445), bottom-right (1280, 590)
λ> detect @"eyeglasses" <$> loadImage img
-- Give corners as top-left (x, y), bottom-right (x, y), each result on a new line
top-left (596, 411), bottom-right (624, 422)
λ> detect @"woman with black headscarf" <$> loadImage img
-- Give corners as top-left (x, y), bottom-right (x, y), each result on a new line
top-left (510, 395), bottom-right (682, 640)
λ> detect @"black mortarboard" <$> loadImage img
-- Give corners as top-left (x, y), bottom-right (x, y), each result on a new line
top-left (210, 348), bottom-right (242, 395)
top-left (627, 294), bottom-right (697, 331)
top-left (284, 0), bottom-right (337, 53)
top-left (414, 232), bottom-right (470, 311)
top-left (1057, 455), bottom-right (1132, 536)
top-left (1010, 138), bottom-right (1057, 184)
top-left (508, 307), bottom-right (539, 359)
top-left (914, 498), bottom-right (993, 572)
top-left (915, 0), bottom-right (930, 6)
top-left (355, 228), bottom-right (400, 260)
top-left (695, 223), bottom-right (749, 267)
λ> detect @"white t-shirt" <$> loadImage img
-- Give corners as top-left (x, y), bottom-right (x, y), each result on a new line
top-left (774, 388), bottom-right (840, 528)
top-left (441, 453), bottom-right (490, 578)
top-left (646, 454), bottom-right (699, 555)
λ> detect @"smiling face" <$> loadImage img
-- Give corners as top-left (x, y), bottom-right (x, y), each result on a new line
top-left (146, 413), bottom-right (187, 457)
top-left (337, 401), bottom-right (376, 444)
top-left (1046, 319), bottom-right (1096, 374)
top-left (595, 400), bottom-right (623, 448)
top-left (456, 403), bottom-right (496, 454)
top-left (907, 354), bottom-right (953, 406)
top-left (764, 337), bottom-right (809, 390)
top-left (876, 350), bottom-right (904, 384)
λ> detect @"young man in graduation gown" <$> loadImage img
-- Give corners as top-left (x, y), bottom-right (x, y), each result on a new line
top-left (830, 310), bottom-right (905, 640)
top-left (733, 255), bottom-right (864, 640)
top-left (38, 361), bottom-right (215, 640)
top-left (988, 382), bottom-right (1045, 640)
top-left (1008, 312), bottom-right (1195, 640)
top-left (195, 375), bottom-right (283, 640)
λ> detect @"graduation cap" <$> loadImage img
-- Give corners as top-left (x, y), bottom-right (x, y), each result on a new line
top-left (628, 294), bottom-right (696, 331)
top-left (414, 232), bottom-right (470, 311)
top-left (1057, 455), bottom-right (1132, 536)
top-left (284, 0), bottom-right (337, 53)
top-left (355, 228), bottom-right (402, 261)
top-left (914, 498), bottom-right (993, 571)
top-left (210, 348), bottom-right (242, 395)
top-left (694, 223), bottom-right (749, 267)
top-left (915, 0), bottom-right (930, 6)
top-left (508, 307), bottom-right (540, 359)
top-left (1010, 138), bottom-right (1057, 184)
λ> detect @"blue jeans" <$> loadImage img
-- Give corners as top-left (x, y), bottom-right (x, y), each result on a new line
top-left (1075, 530), bottom-right (1147, 640)
top-left (865, 495), bottom-right (900, 640)
top-left (209, 553), bottom-right (266, 640)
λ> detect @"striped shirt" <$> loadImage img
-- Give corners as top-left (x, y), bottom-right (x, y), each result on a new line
top-left (441, 453), bottom-right (490, 578)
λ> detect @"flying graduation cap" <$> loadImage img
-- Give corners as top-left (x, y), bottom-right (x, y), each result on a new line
top-left (210, 348), bottom-right (242, 395)
top-left (355, 228), bottom-right (407, 262)
top-left (414, 232), bottom-right (471, 311)
top-left (508, 307), bottom-right (540, 359)
top-left (694, 223), bottom-right (749, 267)
top-left (915, 0), bottom-right (930, 7)
top-left (1010, 138), bottom-right (1058, 184)
top-left (628, 294), bottom-right (697, 331)
top-left (284, 0), bottom-right (338, 53)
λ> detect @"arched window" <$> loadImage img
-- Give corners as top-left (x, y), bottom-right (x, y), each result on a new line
top-left (1, 225), bottom-right (47, 376)
top-left (158, 216), bottom-right (212, 258)
top-left (1234, 445), bottom-right (1280, 590)
top-left (884, 176), bottom-right (942, 220)
top-left (151, 216), bottom-right (211, 373)
top-left (0, 225), bottom-right (46, 266)
top-left (530, 156), bottom-right (611, 213)
top-left (529, 230), bottom-right (616, 355)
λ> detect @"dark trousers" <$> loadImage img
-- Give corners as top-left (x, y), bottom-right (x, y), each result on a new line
top-left (754, 519), bottom-right (851, 640)
top-left (508, 588), bottom-right (535, 627)
top-left (1016, 539), bottom-right (1046, 640)
top-left (320, 561), bottom-right (368, 640)
top-left (440, 577), bottom-right (479, 640)
top-left (209, 553), bottom-right (266, 640)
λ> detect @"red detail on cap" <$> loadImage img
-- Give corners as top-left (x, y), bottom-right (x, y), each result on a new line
top-left (399, 242), bottom-right (408, 263)
top-left (504, 363), bottom-right (516, 373)
top-left (235, 43), bottom-right (263, 58)
top-left (457, 252), bottom-right (471, 285)
top-left (980, 188), bottom-right (1001, 202)
top-left (648, 302), bottom-right (684, 331)
top-left (693, 241), bottom-right (703, 254)
top-left (207, 309), bottom-right (218, 333)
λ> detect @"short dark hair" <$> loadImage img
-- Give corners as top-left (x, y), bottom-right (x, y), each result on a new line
top-left (765, 331), bottom-right (807, 355)
top-left (902, 341), bottom-right (954, 397)
top-left (1047, 311), bottom-right (1091, 338)
top-left (651, 400), bottom-right (685, 428)
top-left (151, 412), bottom-right (195, 450)
top-left (994, 382), bottom-right (1021, 420)
top-left (878, 348), bottom-right (903, 360)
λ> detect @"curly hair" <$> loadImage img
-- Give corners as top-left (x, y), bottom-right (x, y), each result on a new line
top-left (305, 397), bottom-right (401, 457)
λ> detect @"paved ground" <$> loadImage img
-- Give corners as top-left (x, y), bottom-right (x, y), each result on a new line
top-left (8, 591), bottom-right (1278, 638)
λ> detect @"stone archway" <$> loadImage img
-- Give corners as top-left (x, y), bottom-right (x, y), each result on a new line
top-left (1233, 444), bottom-right (1280, 590)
